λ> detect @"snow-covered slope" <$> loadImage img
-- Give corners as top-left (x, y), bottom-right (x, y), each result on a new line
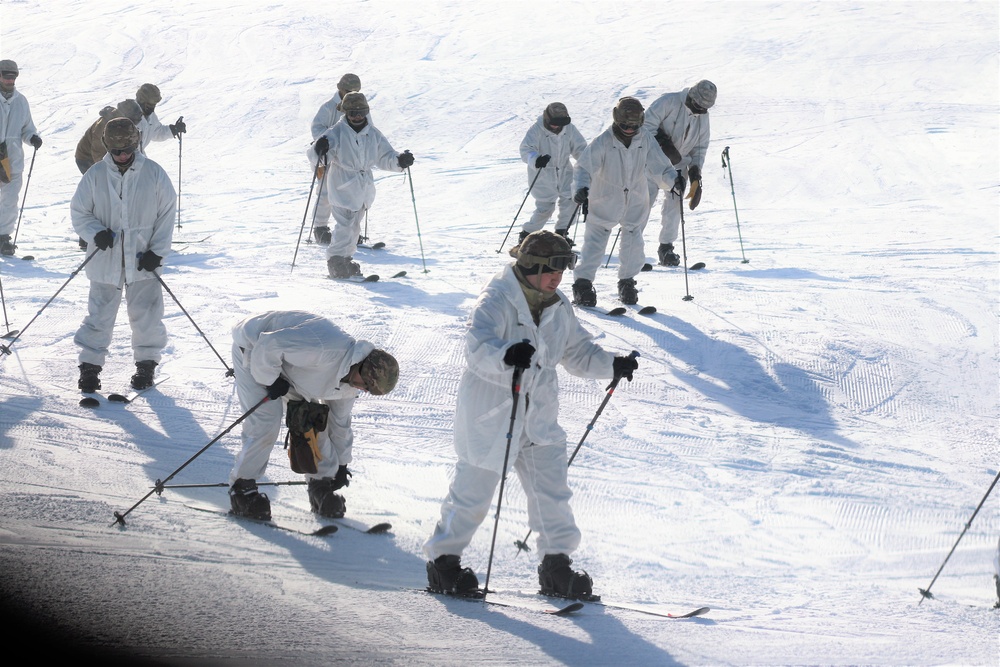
top-left (0, 1), bottom-right (997, 664)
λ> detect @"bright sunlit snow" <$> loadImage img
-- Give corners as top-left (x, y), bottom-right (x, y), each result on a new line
top-left (0, 1), bottom-right (997, 665)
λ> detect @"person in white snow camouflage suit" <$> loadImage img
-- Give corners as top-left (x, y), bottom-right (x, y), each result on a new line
top-left (227, 310), bottom-right (399, 521)
top-left (423, 230), bottom-right (639, 599)
top-left (643, 80), bottom-right (716, 266)
top-left (0, 59), bottom-right (42, 257)
top-left (307, 73), bottom-right (363, 245)
top-left (517, 102), bottom-right (587, 245)
top-left (307, 92), bottom-right (413, 279)
top-left (134, 83), bottom-right (186, 154)
top-left (71, 118), bottom-right (176, 393)
top-left (571, 97), bottom-right (681, 307)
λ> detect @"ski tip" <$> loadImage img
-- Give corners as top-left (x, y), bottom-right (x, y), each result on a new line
top-left (0, 330), bottom-right (19, 340)
top-left (364, 274), bottom-right (380, 282)
top-left (312, 525), bottom-right (339, 536)
top-left (390, 270), bottom-right (407, 278)
top-left (607, 307), bottom-right (627, 316)
top-left (372, 242), bottom-right (386, 249)
top-left (79, 396), bottom-right (100, 408)
top-left (21, 255), bottom-right (34, 261)
top-left (366, 522), bottom-right (393, 534)
top-left (689, 262), bottom-right (706, 270)
top-left (107, 393), bottom-right (130, 403)
top-left (550, 602), bottom-right (585, 615)
top-left (638, 305), bottom-right (657, 315)
top-left (641, 263), bottom-right (653, 272)
top-left (674, 606), bottom-right (711, 618)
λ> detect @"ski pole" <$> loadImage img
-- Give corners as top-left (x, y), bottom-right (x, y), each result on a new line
top-left (152, 270), bottom-right (234, 376)
top-left (11, 145), bottom-right (38, 251)
top-left (175, 120), bottom-right (183, 230)
top-left (406, 166), bottom-right (428, 273)
top-left (496, 168), bottom-right (544, 253)
top-left (0, 273), bottom-right (12, 337)
top-left (918, 469), bottom-right (1000, 604)
top-left (0, 248), bottom-right (99, 357)
top-left (515, 351), bottom-right (639, 555)
top-left (291, 158), bottom-right (322, 272)
top-left (483, 355), bottom-right (527, 600)
top-left (721, 146), bottom-right (749, 264)
top-left (679, 194), bottom-right (694, 302)
top-left (112, 394), bottom-right (272, 526)
top-left (605, 228), bottom-right (620, 268)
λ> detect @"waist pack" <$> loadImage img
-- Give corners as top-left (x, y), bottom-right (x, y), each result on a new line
top-left (0, 142), bottom-right (10, 184)
top-left (284, 400), bottom-right (330, 474)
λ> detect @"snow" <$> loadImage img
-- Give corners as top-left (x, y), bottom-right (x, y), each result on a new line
top-left (0, 0), bottom-right (997, 664)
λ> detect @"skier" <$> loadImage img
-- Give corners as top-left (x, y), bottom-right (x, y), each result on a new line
top-left (76, 99), bottom-right (144, 175)
top-left (643, 80), bottom-right (716, 266)
top-left (423, 230), bottom-right (639, 599)
top-left (570, 97), bottom-right (681, 307)
top-left (308, 92), bottom-right (413, 279)
top-left (133, 83), bottom-right (186, 154)
top-left (71, 118), bottom-right (176, 393)
top-left (307, 72), bottom-right (363, 245)
top-left (0, 59), bottom-right (42, 257)
top-left (516, 102), bottom-right (587, 245)
top-left (227, 310), bottom-right (399, 521)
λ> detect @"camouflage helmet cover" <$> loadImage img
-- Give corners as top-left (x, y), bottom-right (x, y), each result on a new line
top-left (103, 117), bottom-right (140, 151)
top-left (510, 230), bottom-right (575, 272)
top-left (338, 73), bottom-right (361, 96)
top-left (116, 99), bottom-right (144, 125)
top-left (613, 96), bottom-right (645, 128)
top-left (0, 59), bottom-right (18, 75)
top-left (340, 91), bottom-right (369, 115)
top-left (135, 83), bottom-right (162, 107)
top-left (688, 80), bottom-right (718, 110)
top-left (359, 349), bottom-right (399, 396)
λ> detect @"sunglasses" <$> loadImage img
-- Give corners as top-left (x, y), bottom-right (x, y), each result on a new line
top-left (108, 147), bottom-right (136, 157)
top-left (687, 99), bottom-right (708, 114)
top-left (0, 72), bottom-right (17, 81)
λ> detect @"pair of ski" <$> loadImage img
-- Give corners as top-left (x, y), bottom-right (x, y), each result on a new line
top-left (78, 375), bottom-right (169, 408)
top-left (641, 262), bottom-right (706, 272)
top-left (427, 587), bottom-right (709, 619)
top-left (185, 502), bottom-right (392, 538)
top-left (335, 269), bottom-right (407, 284)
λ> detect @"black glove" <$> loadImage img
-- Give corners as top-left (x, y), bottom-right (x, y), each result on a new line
top-left (574, 187), bottom-right (589, 204)
top-left (655, 128), bottom-right (681, 165)
top-left (314, 136), bottom-right (329, 156)
top-left (333, 465), bottom-right (352, 490)
top-left (671, 174), bottom-right (686, 196)
top-left (137, 250), bottom-right (162, 272)
top-left (169, 117), bottom-right (186, 137)
top-left (534, 154), bottom-right (551, 169)
top-left (503, 341), bottom-right (535, 369)
top-left (612, 355), bottom-right (639, 382)
top-left (29, 135), bottom-right (42, 149)
top-left (93, 228), bottom-right (116, 250)
top-left (266, 376), bottom-right (291, 400)
top-left (397, 150), bottom-right (414, 169)
top-left (687, 165), bottom-right (702, 210)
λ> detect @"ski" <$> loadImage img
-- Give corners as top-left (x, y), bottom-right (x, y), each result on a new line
top-left (334, 517), bottom-right (393, 534)
top-left (1, 329), bottom-right (19, 339)
top-left (576, 304), bottom-right (628, 317)
top-left (357, 241), bottom-right (386, 250)
top-left (642, 261), bottom-right (704, 271)
top-left (108, 374), bottom-right (170, 404)
top-left (425, 588), bottom-right (583, 616)
top-left (590, 600), bottom-right (709, 619)
top-left (185, 503), bottom-right (339, 537)
top-left (332, 270), bottom-right (406, 284)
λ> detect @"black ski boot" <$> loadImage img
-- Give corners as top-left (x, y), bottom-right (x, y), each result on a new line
top-left (994, 574), bottom-right (1000, 609)
top-left (538, 553), bottom-right (596, 600)
top-left (572, 278), bottom-right (597, 307)
top-left (313, 226), bottom-right (332, 245)
top-left (657, 243), bottom-right (680, 267)
top-left (229, 478), bottom-right (271, 520)
top-left (78, 362), bottom-right (102, 393)
top-left (307, 477), bottom-right (346, 518)
top-left (617, 278), bottom-right (638, 305)
top-left (130, 360), bottom-right (157, 390)
top-left (426, 555), bottom-right (480, 597)
top-left (327, 255), bottom-right (362, 279)
top-left (0, 235), bottom-right (15, 256)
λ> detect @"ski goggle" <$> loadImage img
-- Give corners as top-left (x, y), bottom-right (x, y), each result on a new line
top-left (108, 146), bottom-right (136, 156)
top-left (547, 116), bottom-right (571, 127)
top-left (519, 252), bottom-right (577, 272)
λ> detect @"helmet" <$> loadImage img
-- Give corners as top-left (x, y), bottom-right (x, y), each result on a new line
top-left (543, 102), bottom-right (571, 127)
top-left (0, 59), bottom-right (18, 76)
top-left (612, 96), bottom-right (645, 128)
top-left (135, 83), bottom-right (162, 107)
top-left (116, 99), bottom-right (143, 125)
top-left (512, 230), bottom-right (577, 272)
top-left (688, 80), bottom-right (717, 111)
top-left (359, 349), bottom-right (398, 396)
top-left (340, 91), bottom-right (369, 116)
top-left (338, 73), bottom-right (361, 97)
top-left (103, 118), bottom-right (140, 152)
